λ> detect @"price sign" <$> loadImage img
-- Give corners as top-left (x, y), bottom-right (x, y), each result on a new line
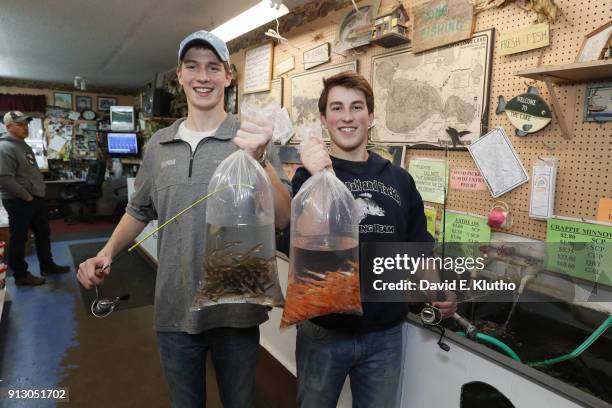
top-left (409, 158), bottom-right (448, 204)
top-left (546, 218), bottom-right (612, 286)
top-left (443, 212), bottom-right (490, 242)
top-left (440, 212), bottom-right (490, 258)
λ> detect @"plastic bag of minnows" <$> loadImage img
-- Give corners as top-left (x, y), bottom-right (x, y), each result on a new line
top-left (280, 129), bottom-right (362, 328)
top-left (190, 148), bottom-right (284, 310)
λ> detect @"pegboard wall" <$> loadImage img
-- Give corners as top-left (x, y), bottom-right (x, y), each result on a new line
top-left (230, 0), bottom-right (611, 241)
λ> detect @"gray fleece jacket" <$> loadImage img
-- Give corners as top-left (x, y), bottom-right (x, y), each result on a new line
top-left (0, 134), bottom-right (46, 200)
top-left (127, 114), bottom-right (290, 333)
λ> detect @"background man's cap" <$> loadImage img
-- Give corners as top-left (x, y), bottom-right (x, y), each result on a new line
top-left (178, 30), bottom-right (230, 64)
top-left (2, 111), bottom-right (32, 125)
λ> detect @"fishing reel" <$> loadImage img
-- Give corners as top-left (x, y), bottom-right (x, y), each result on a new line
top-left (419, 304), bottom-right (450, 352)
top-left (91, 286), bottom-right (130, 318)
top-left (420, 304), bottom-right (443, 326)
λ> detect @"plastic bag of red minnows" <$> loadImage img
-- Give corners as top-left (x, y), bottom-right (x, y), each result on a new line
top-left (280, 126), bottom-right (361, 328)
top-left (190, 106), bottom-right (284, 311)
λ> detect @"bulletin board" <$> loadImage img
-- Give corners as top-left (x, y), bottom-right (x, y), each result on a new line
top-left (230, 0), bottom-right (611, 241)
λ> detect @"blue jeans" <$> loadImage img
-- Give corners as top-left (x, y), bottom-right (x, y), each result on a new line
top-left (296, 321), bottom-right (403, 408)
top-left (157, 327), bottom-right (259, 408)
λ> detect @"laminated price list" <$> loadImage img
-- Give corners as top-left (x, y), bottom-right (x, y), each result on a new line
top-left (546, 218), bottom-right (612, 286)
top-left (440, 212), bottom-right (491, 258)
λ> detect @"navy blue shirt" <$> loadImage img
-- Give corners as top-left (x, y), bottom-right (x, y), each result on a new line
top-left (292, 152), bottom-right (432, 332)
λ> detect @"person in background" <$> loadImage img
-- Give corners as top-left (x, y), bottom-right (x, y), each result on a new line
top-left (293, 71), bottom-right (457, 407)
top-left (0, 111), bottom-right (71, 286)
top-left (76, 31), bottom-right (291, 408)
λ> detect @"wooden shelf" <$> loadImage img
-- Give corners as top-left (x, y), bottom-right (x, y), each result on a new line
top-left (513, 59), bottom-right (612, 140)
top-left (514, 59), bottom-right (612, 83)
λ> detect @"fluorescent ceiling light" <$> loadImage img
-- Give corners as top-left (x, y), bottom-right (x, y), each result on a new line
top-left (211, 0), bottom-right (289, 42)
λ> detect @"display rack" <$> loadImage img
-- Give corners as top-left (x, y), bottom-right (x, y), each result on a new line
top-left (229, 0), bottom-right (611, 241)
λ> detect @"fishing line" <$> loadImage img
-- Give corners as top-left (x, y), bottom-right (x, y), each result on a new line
top-left (90, 183), bottom-right (254, 317)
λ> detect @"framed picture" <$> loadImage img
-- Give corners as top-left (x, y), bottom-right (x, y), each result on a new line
top-left (303, 43), bottom-right (330, 70)
top-left (290, 61), bottom-right (358, 142)
top-left (239, 78), bottom-right (283, 109)
top-left (243, 42), bottom-right (274, 94)
top-left (53, 92), bottom-right (72, 110)
top-left (576, 21), bottom-right (612, 63)
top-left (370, 28), bottom-right (494, 147)
top-left (583, 82), bottom-right (612, 122)
top-left (334, 0), bottom-right (380, 54)
top-left (276, 57), bottom-right (295, 76)
top-left (97, 96), bottom-right (117, 112)
top-left (75, 96), bottom-right (92, 111)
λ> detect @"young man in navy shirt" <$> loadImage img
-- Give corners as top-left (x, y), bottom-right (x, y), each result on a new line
top-left (293, 71), bottom-right (457, 407)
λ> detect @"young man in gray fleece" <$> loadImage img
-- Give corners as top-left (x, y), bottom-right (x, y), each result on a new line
top-left (77, 31), bottom-right (291, 408)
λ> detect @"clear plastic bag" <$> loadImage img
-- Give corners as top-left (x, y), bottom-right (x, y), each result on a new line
top-left (241, 101), bottom-right (294, 145)
top-left (281, 158), bottom-right (362, 328)
top-left (296, 121), bottom-right (322, 146)
top-left (190, 149), bottom-right (284, 310)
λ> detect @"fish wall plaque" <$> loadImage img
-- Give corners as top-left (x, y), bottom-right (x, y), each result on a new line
top-left (496, 86), bottom-right (552, 136)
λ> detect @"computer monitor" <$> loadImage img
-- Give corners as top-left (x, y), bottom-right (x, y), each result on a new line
top-left (110, 106), bottom-right (135, 131)
top-left (106, 133), bottom-right (139, 156)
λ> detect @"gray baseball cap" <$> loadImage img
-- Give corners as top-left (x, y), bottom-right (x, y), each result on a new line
top-left (178, 30), bottom-right (230, 64)
top-left (2, 111), bottom-right (32, 125)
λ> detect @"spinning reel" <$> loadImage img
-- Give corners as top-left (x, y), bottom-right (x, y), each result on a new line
top-left (419, 304), bottom-right (450, 352)
top-left (91, 286), bottom-right (130, 318)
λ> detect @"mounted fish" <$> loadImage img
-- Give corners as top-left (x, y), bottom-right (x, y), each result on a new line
top-left (496, 86), bottom-right (552, 136)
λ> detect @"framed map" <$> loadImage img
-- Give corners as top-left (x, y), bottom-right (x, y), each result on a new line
top-left (239, 78), bottom-right (283, 108)
top-left (370, 29), bottom-right (494, 147)
top-left (290, 61), bottom-right (358, 141)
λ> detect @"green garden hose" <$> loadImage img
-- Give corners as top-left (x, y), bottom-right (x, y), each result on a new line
top-left (457, 314), bottom-right (612, 368)
top-left (456, 331), bottom-right (522, 362)
top-left (527, 315), bottom-right (612, 368)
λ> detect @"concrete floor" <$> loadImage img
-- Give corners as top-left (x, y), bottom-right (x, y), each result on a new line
top-left (0, 238), bottom-right (224, 408)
